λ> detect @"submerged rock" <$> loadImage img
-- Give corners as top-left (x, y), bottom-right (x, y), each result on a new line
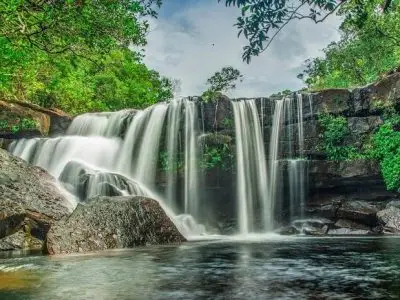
top-left (377, 206), bottom-right (400, 233)
top-left (0, 149), bottom-right (71, 250)
top-left (46, 196), bottom-right (186, 255)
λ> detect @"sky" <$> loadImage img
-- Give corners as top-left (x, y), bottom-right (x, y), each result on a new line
top-left (143, 0), bottom-right (342, 98)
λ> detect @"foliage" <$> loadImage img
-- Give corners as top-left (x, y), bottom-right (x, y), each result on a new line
top-left (200, 143), bottom-right (234, 170)
top-left (0, 1), bottom-right (173, 115)
top-left (368, 115), bottom-right (400, 190)
top-left (298, 0), bottom-right (400, 89)
top-left (202, 67), bottom-right (243, 102)
top-left (0, 0), bottom-right (161, 56)
top-left (0, 118), bottom-right (38, 133)
top-left (219, 0), bottom-right (351, 62)
top-left (318, 114), bottom-right (360, 160)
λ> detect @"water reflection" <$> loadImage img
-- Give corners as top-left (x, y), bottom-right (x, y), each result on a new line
top-left (1, 237), bottom-right (400, 299)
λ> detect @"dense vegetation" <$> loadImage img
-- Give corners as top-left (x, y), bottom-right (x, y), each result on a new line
top-left (0, 0), bottom-right (173, 115)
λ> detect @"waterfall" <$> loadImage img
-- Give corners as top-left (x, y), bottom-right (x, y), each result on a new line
top-left (184, 100), bottom-right (200, 217)
top-left (165, 99), bottom-right (183, 211)
top-left (267, 99), bottom-right (284, 224)
top-left (9, 100), bottom-right (205, 238)
top-left (9, 94), bottom-right (310, 237)
top-left (231, 100), bottom-right (269, 234)
top-left (267, 94), bottom-right (308, 223)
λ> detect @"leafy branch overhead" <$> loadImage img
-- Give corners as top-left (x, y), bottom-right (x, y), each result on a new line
top-left (219, 0), bottom-right (394, 63)
top-left (0, 0), bottom-right (162, 56)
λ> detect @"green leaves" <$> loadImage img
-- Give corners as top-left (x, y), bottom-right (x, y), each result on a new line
top-left (300, 0), bottom-right (400, 90)
top-left (219, 0), bottom-right (342, 63)
top-left (202, 66), bottom-right (243, 101)
top-left (319, 114), bottom-right (360, 160)
top-left (369, 118), bottom-right (400, 191)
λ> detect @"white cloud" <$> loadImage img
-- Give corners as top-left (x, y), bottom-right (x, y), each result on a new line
top-left (143, 1), bottom-right (342, 97)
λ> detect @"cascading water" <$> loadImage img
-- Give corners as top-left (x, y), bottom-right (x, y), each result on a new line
top-left (231, 100), bottom-right (270, 234)
top-left (267, 94), bottom-right (309, 223)
top-left (9, 99), bottom-right (206, 238)
top-left (9, 94), bottom-right (310, 237)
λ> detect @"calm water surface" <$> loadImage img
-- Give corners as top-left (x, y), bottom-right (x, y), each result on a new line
top-left (1, 236), bottom-right (400, 299)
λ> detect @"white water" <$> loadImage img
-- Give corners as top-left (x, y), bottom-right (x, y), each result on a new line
top-left (9, 100), bottom-right (205, 238)
top-left (165, 99), bottom-right (183, 211)
top-left (231, 100), bottom-right (269, 234)
top-left (184, 101), bottom-right (200, 217)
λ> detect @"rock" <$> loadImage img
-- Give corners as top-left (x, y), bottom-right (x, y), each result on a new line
top-left (276, 226), bottom-right (300, 235)
top-left (0, 149), bottom-right (71, 244)
top-left (0, 100), bottom-right (71, 139)
top-left (46, 196), bottom-right (186, 255)
top-left (0, 229), bottom-right (43, 251)
top-left (327, 228), bottom-right (370, 235)
top-left (201, 95), bottom-right (234, 131)
top-left (334, 219), bottom-right (371, 231)
top-left (337, 201), bottom-right (379, 226)
top-left (312, 89), bottom-right (351, 115)
top-left (303, 225), bottom-right (329, 236)
top-left (347, 116), bottom-right (383, 135)
top-left (377, 206), bottom-right (400, 233)
top-left (386, 200), bottom-right (400, 209)
top-left (59, 161), bottom-right (145, 201)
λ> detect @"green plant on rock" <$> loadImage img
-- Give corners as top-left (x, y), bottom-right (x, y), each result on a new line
top-left (318, 113), bottom-right (360, 160)
top-left (9, 118), bottom-right (39, 133)
top-left (368, 115), bottom-right (400, 191)
top-left (200, 143), bottom-right (233, 170)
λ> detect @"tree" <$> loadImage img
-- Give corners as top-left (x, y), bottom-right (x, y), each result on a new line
top-left (219, 0), bottom-right (394, 63)
top-left (298, 0), bottom-right (400, 89)
top-left (0, 1), bottom-right (174, 114)
top-left (0, 0), bottom-right (162, 57)
top-left (202, 67), bottom-right (243, 101)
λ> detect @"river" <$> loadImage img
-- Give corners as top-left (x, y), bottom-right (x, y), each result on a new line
top-left (1, 236), bottom-right (400, 299)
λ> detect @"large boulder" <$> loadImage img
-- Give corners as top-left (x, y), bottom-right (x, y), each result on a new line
top-left (0, 149), bottom-right (71, 250)
top-left (46, 196), bottom-right (186, 254)
top-left (377, 206), bottom-right (400, 233)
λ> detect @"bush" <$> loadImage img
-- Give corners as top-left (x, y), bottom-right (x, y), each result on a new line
top-left (318, 114), bottom-right (360, 160)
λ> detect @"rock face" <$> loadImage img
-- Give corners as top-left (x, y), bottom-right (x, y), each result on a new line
top-left (0, 149), bottom-right (71, 251)
top-left (0, 100), bottom-right (71, 142)
top-left (46, 196), bottom-right (186, 255)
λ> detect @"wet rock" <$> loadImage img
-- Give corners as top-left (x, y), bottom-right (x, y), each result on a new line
top-left (0, 229), bottom-right (43, 251)
top-left (334, 219), bottom-right (370, 231)
top-left (303, 225), bottom-right (329, 236)
top-left (0, 149), bottom-right (70, 247)
top-left (377, 206), bottom-right (400, 233)
top-left (276, 226), bottom-right (300, 236)
top-left (386, 200), bottom-right (400, 209)
top-left (337, 201), bottom-right (379, 226)
top-left (59, 161), bottom-right (145, 201)
top-left (46, 196), bottom-right (186, 255)
top-left (327, 228), bottom-right (370, 235)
